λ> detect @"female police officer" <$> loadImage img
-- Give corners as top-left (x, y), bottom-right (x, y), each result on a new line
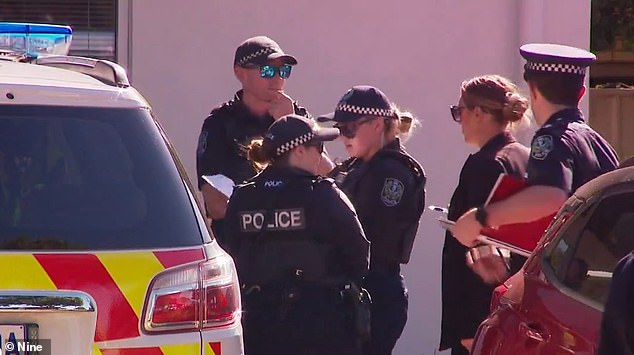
top-left (440, 75), bottom-right (530, 355)
top-left (319, 86), bottom-right (426, 355)
top-left (223, 114), bottom-right (370, 355)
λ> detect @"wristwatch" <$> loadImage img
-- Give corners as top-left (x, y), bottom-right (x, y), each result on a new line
top-left (475, 206), bottom-right (489, 228)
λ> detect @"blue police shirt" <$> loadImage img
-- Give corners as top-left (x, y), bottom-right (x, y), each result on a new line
top-left (526, 108), bottom-right (619, 194)
top-left (196, 90), bottom-right (309, 189)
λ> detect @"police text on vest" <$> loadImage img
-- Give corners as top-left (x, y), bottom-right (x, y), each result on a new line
top-left (239, 209), bottom-right (305, 232)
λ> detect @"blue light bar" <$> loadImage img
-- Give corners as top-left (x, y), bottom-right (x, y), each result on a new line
top-left (0, 22), bottom-right (73, 57)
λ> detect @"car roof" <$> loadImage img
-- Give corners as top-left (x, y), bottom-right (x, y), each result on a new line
top-left (0, 60), bottom-right (149, 109)
top-left (574, 166), bottom-right (634, 200)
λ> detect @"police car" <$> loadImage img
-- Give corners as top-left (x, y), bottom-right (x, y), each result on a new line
top-left (0, 23), bottom-right (243, 354)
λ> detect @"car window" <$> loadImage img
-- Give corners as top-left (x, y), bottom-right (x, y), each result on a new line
top-left (0, 105), bottom-right (205, 250)
top-left (547, 191), bottom-right (634, 305)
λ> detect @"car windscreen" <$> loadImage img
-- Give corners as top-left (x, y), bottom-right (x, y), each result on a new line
top-left (0, 105), bottom-right (204, 250)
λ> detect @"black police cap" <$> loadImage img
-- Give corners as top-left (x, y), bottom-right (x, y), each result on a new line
top-left (234, 36), bottom-right (297, 67)
top-left (263, 114), bottom-right (339, 158)
top-left (317, 85), bottom-right (395, 123)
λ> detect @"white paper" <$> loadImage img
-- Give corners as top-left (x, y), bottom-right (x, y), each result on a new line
top-left (202, 174), bottom-right (235, 199)
top-left (437, 217), bottom-right (531, 257)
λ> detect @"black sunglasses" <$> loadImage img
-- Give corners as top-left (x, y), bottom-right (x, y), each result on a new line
top-left (306, 141), bottom-right (324, 154)
top-left (334, 117), bottom-right (377, 139)
top-left (450, 105), bottom-right (468, 122)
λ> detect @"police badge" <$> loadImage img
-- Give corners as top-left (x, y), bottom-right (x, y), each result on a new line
top-left (381, 178), bottom-right (404, 206)
top-left (196, 130), bottom-right (208, 157)
top-left (531, 135), bottom-right (554, 160)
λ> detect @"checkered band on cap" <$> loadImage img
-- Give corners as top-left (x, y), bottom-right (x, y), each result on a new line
top-left (336, 104), bottom-right (394, 117)
top-left (275, 132), bottom-right (315, 156)
top-left (525, 61), bottom-right (587, 75)
top-left (237, 47), bottom-right (275, 66)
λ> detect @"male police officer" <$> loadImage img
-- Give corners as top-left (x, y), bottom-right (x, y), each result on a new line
top-left (223, 114), bottom-right (370, 355)
top-left (452, 43), bottom-right (619, 248)
top-left (196, 36), bottom-right (333, 241)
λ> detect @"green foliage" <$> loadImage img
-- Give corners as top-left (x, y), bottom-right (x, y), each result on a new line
top-left (591, 0), bottom-right (634, 52)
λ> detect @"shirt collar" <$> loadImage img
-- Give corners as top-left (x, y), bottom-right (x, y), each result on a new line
top-left (543, 108), bottom-right (585, 127)
top-left (232, 89), bottom-right (275, 126)
top-left (479, 131), bottom-right (516, 154)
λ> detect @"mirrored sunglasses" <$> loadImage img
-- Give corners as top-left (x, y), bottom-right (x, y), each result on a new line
top-left (245, 64), bottom-right (293, 79)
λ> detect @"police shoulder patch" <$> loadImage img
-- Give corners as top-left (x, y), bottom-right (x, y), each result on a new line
top-left (531, 135), bottom-right (554, 161)
top-left (381, 178), bottom-right (404, 207)
top-left (196, 130), bottom-right (208, 157)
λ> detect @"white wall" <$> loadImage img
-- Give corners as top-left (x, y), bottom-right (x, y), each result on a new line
top-left (124, 1), bottom-right (590, 353)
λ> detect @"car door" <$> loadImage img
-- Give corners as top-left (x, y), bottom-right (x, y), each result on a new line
top-left (520, 185), bottom-right (634, 354)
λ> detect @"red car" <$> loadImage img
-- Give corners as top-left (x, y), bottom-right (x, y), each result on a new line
top-left (472, 166), bottom-right (634, 355)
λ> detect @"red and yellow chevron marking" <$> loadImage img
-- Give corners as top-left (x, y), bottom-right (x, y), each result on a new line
top-left (206, 342), bottom-right (222, 355)
top-left (92, 342), bottom-right (221, 355)
top-left (0, 248), bottom-right (205, 345)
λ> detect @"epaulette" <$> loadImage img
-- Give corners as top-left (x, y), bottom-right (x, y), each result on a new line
top-left (376, 149), bottom-right (426, 180)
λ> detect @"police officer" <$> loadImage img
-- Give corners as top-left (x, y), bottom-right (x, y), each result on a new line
top-left (196, 35), bottom-right (333, 241)
top-left (319, 86), bottom-right (426, 355)
top-left (440, 75), bottom-right (530, 355)
top-left (223, 114), bottom-right (370, 355)
top-left (598, 250), bottom-right (634, 355)
top-left (452, 43), bottom-right (619, 248)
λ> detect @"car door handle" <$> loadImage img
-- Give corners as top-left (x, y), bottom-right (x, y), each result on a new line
top-left (519, 322), bottom-right (545, 342)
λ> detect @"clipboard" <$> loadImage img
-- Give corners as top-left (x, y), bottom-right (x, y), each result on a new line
top-left (479, 174), bottom-right (555, 253)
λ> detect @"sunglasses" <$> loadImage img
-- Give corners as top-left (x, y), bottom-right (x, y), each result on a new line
top-left (334, 117), bottom-right (377, 139)
top-left (244, 64), bottom-right (292, 79)
top-left (450, 105), bottom-right (468, 122)
top-left (306, 141), bottom-right (324, 154)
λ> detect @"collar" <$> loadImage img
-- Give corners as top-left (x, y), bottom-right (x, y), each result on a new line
top-left (231, 90), bottom-right (275, 126)
top-left (542, 108), bottom-right (585, 127)
top-left (258, 164), bottom-right (315, 180)
top-left (381, 137), bottom-right (401, 152)
top-left (479, 131), bottom-right (516, 154)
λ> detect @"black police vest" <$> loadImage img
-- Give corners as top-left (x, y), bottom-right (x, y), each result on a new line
top-left (232, 175), bottom-right (343, 288)
top-left (331, 148), bottom-right (425, 264)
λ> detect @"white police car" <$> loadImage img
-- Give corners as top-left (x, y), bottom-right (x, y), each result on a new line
top-left (0, 23), bottom-right (243, 355)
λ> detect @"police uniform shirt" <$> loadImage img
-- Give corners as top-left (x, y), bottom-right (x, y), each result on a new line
top-left (440, 131), bottom-right (529, 351)
top-left (196, 90), bottom-right (309, 188)
top-left (526, 108), bottom-right (619, 195)
top-left (598, 251), bottom-right (634, 355)
top-left (223, 165), bottom-right (370, 285)
top-left (333, 138), bottom-right (426, 269)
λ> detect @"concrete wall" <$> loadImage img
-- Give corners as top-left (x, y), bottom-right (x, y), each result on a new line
top-left (121, 1), bottom-right (590, 353)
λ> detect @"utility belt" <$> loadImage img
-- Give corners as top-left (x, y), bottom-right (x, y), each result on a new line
top-left (242, 269), bottom-right (371, 339)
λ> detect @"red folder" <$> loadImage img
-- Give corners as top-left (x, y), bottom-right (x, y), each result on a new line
top-left (478, 174), bottom-right (556, 255)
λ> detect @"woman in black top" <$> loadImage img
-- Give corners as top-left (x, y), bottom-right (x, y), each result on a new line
top-left (440, 75), bottom-right (530, 355)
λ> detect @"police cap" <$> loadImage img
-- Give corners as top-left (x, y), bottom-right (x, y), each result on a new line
top-left (234, 36), bottom-right (298, 67)
top-left (520, 43), bottom-right (596, 77)
top-left (318, 85), bottom-right (395, 123)
top-left (264, 114), bottom-right (339, 158)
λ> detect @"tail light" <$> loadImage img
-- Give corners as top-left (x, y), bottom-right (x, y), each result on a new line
top-left (142, 255), bottom-right (241, 333)
top-left (490, 283), bottom-right (509, 313)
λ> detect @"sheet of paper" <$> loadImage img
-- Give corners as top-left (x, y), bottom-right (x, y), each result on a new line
top-left (437, 217), bottom-right (531, 257)
top-left (202, 174), bottom-right (235, 199)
